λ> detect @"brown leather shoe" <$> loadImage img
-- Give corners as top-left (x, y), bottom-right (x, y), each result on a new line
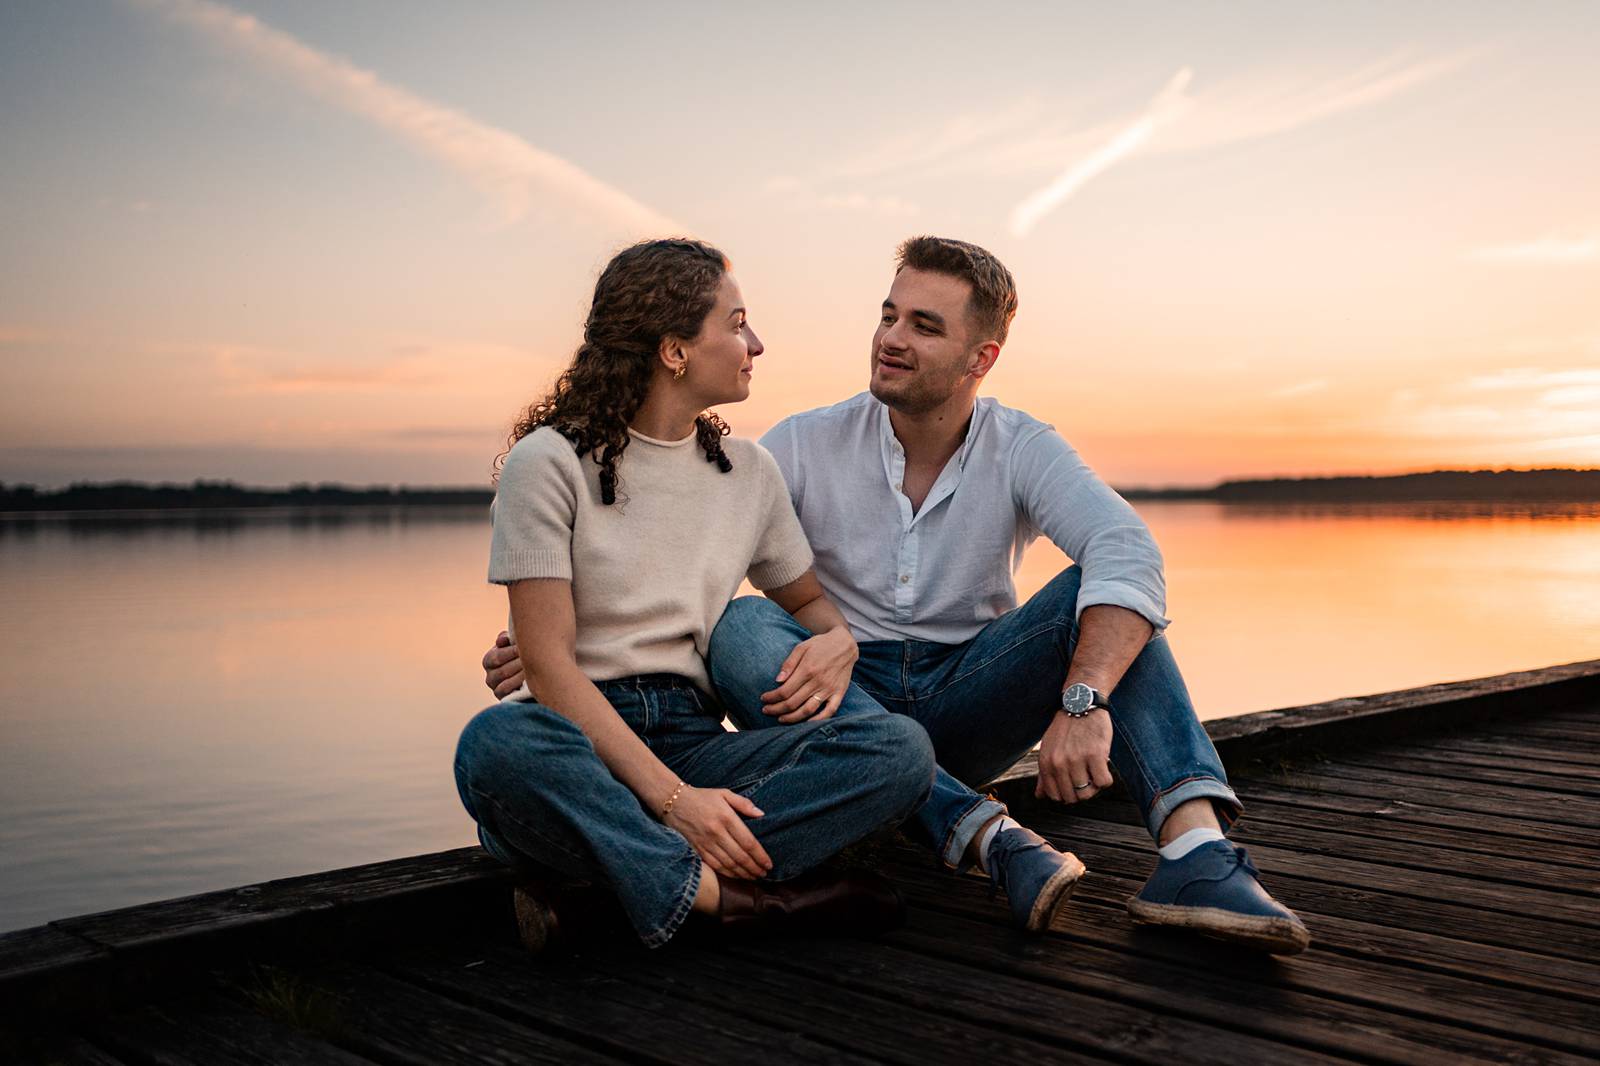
top-left (513, 882), bottom-right (563, 954)
top-left (716, 868), bottom-right (905, 937)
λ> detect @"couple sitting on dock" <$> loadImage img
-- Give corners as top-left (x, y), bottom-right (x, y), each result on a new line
top-left (455, 236), bottom-right (1311, 955)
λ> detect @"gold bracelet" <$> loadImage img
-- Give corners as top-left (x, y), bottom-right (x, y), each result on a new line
top-left (661, 779), bottom-right (687, 819)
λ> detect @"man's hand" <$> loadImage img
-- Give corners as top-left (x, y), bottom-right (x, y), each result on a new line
top-left (759, 628), bottom-right (858, 724)
top-left (1036, 709), bottom-right (1115, 803)
top-left (482, 631), bottom-right (526, 699)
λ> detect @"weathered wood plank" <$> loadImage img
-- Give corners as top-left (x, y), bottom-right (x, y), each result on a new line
top-left (1347, 743), bottom-right (1600, 785)
top-left (873, 843), bottom-right (1600, 1056)
top-left (288, 966), bottom-right (620, 1066)
top-left (393, 941), bottom-right (1094, 1062)
top-left (1200, 659), bottom-right (1600, 760)
top-left (1226, 811), bottom-right (1595, 897)
top-left (1225, 777), bottom-right (1582, 847)
top-left (385, 945), bottom-right (882, 1066)
top-left (1331, 751), bottom-right (1600, 797)
top-left (53, 848), bottom-right (510, 954)
top-left (879, 903), bottom-right (1583, 1065)
top-left (1034, 786), bottom-right (1595, 893)
top-left (1487, 720), bottom-right (1600, 741)
top-left (578, 940), bottom-right (1119, 1066)
top-left (1409, 734), bottom-right (1600, 769)
top-left (715, 931), bottom-right (1360, 1066)
top-left (0, 925), bottom-right (112, 1017)
top-left (1125, 791), bottom-right (1598, 872)
top-left (88, 992), bottom-right (374, 1066)
top-left (6, 1035), bottom-right (129, 1065)
top-left (1231, 766), bottom-right (1600, 829)
top-left (1025, 808), bottom-right (1600, 948)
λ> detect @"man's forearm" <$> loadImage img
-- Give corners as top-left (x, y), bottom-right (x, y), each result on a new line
top-left (1064, 603), bottom-right (1154, 695)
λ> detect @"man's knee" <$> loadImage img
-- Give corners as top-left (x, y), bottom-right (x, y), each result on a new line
top-left (1036, 564), bottom-right (1084, 624)
top-left (711, 595), bottom-right (787, 643)
top-left (707, 596), bottom-right (806, 690)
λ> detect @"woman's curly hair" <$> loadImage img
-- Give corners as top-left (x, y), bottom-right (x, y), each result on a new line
top-left (500, 238), bottom-right (735, 505)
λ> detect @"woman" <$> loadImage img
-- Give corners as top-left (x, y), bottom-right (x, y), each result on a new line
top-left (453, 238), bottom-right (936, 949)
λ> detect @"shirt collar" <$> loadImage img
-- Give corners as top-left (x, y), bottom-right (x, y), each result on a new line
top-left (876, 397), bottom-right (982, 467)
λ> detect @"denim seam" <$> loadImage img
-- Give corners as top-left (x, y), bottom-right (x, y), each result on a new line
top-left (921, 617), bottom-right (1072, 700)
top-left (1114, 726), bottom-right (1165, 826)
top-left (727, 723), bottom-right (839, 795)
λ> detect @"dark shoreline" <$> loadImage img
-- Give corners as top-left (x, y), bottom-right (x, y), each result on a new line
top-left (2, 468), bottom-right (1598, 513)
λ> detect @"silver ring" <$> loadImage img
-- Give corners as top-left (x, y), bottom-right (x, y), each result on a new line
top-left (807, 694), bottom-right (823, 702)
top-left (1073, 782), bottom-right (1093, 790)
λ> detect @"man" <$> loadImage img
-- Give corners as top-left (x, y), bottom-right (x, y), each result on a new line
top-left (486, 236), bottom-right (1309, 953)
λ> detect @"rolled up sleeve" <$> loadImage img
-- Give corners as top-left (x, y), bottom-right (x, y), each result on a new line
top-left (1012, 427), bottom-right (1169, 634)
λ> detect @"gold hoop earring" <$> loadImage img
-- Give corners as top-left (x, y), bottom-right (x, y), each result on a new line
top-left (673, 362), bottom-right (687, 381)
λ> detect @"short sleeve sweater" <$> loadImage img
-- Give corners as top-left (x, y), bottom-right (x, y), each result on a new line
top-left (489, 425), bottom-right (814, 694)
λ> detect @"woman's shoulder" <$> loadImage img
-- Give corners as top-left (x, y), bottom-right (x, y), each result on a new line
top-left (721, 435), bottom-right (783, 475)
top-left (498, 427), bottom-right (585, 489)
top-left (720, 436), bottom-right (793, 502)
top-left (504, 426), bottom-right (582, 464)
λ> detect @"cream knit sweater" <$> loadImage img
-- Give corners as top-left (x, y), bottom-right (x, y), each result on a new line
top-left (489, 425), bottom-right (814, 693)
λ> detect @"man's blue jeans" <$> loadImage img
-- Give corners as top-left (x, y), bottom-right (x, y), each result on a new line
top-left (707, 566), bottom-right (1241, 869)
top-left (454, 675), bottom-right (935, 948)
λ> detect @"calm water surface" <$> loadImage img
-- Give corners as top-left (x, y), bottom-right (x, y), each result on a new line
top-left (2, 502), bottom-right (1597, 932)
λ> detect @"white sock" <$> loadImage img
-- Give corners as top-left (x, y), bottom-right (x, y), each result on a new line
top-left (1158, 827), bottom-right (1226, 861)
top-left (977, 816), bottom-right (1022, 874)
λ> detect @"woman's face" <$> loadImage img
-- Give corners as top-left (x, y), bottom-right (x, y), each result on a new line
top-left (678, 273), bottom-right (763, 406)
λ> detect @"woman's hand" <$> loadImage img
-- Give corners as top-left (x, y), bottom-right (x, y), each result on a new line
top-left (759, 627), bottom-right (858, 723)
top-left (663, 786), bottom-right (772, 880)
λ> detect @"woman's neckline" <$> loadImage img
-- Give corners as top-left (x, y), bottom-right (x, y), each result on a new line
top-left (627, 426), bottom-right (698, 448)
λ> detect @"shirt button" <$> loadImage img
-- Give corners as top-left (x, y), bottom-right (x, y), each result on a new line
top-left (899, 574), bottom-right (910, 584)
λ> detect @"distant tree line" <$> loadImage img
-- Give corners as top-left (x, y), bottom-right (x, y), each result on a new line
top-left (1122, 468), bottom-right (1600, 502)
top-left (3, 469), bottom-right (1597, 512)
top-left (0, 480), bottom-right (494, 512)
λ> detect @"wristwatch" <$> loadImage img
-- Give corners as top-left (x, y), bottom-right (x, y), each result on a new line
top-left (1060, 682), bottom-right (1111, 718)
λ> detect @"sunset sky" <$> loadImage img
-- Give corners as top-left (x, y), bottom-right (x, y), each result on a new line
top-left (2, 0), bottom-right (1597, 489)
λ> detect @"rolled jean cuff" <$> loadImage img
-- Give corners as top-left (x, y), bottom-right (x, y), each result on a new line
top-left (941, 794), bottom-right (1007, 869)
top-left (1146, 776), bottom-right (1242, 842)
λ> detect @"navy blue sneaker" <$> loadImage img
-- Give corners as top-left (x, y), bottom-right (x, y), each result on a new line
top-left (1128, 840), bottom-right (1310, 954)
top-left (987, 826), bottom-right (1087, 933)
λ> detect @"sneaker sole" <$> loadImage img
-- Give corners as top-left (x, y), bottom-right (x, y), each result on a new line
top-left (1025, 853), bottom-right (1088, 933)
top-left (1126, 898), bottom-right (1311, 955)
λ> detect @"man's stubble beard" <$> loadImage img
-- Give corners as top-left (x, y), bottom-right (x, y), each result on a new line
top-left (869, 361), bottom-right (966, 417)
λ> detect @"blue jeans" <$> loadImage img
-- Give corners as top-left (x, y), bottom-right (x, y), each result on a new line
top-left (707, 567), bottom-right (1241, 863)
top-left (453, 675), bottom-right (935, 948)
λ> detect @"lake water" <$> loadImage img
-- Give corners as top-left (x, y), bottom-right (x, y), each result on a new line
top-left (2, 501), bottom-right (1597, 933)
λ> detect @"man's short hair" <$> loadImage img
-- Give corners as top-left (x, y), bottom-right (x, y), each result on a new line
top-left (895, 236), bottom-right (1019, 346)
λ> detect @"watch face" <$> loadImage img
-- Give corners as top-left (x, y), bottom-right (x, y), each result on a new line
top-left (1062, 684), bottom-right (1094, 715)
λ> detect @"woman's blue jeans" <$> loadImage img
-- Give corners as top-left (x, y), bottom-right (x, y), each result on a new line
top-left (453, 675), bottom-right (935, 948)
top-left (706, 566), bottom-right (1241, 868)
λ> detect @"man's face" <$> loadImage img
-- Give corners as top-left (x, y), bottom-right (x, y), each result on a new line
top-left (869, 268), bottom-right (980, 414)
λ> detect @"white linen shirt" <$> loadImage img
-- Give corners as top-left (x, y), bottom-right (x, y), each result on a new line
top-left (759, 392), bottom-right (1169, 644)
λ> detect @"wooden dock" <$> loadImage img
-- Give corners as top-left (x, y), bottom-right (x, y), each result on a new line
top-left (4, 660), bottom-right (1599, 1065)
